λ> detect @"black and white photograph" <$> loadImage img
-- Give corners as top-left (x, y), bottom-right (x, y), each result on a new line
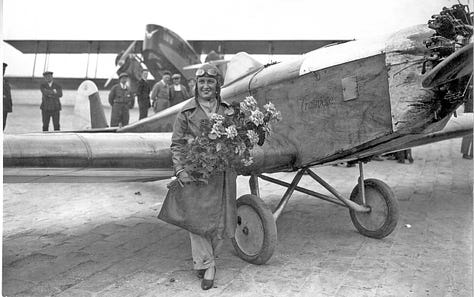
top-left (2, 0), bottom-right (473, 296)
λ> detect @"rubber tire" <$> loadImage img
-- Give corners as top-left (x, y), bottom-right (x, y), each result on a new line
top-left (349, 179), bottom-right (399, 239)
top-left (231, 194), bottom-right (277, 265)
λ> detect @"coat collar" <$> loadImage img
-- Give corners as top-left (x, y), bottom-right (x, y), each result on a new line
top-left (181, 97), bottom-right (230, 113)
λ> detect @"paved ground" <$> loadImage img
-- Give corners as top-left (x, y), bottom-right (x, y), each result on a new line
top-left (3, 136), bottom-right (472, 297)
top-left (3, 104), bottom-right (473, 296)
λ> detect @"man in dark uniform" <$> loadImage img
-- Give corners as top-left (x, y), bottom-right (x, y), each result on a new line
top-left (108, 72), bottom-right (134, 127)
top-left (169, 73), bottom-right (190, 106)
top-left (3, 63), bottom-right (12, 131)
top-left (136, 69), bottom-right (151, 120)
top-left (40, 71), bottom-right (63, 131)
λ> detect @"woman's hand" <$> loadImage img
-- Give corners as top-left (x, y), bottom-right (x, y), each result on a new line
top-left (177, 171), bottom-right (195, 185)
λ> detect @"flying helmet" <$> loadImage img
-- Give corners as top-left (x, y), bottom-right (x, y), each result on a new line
top-left (195, 63), bottom-right (223, 100)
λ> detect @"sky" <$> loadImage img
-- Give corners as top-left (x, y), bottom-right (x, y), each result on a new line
top-left (1, 0), bottom-right (468, 78)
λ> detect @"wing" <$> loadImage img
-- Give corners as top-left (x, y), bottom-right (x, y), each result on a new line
top-left (4, 40), bottom-right (142, 54)
top-left (4, 39), bottom-right (350, 55)
top-left (3, 133), bottom-right (174, 183)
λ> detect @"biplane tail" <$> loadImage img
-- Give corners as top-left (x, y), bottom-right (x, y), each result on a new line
top-left (74, 80), bottom-right (108, 130)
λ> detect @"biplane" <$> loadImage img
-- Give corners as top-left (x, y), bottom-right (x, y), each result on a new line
top-left (5, 24), bottom-right (349, 92)
top-left (3, 4), bottom-right (473, 264)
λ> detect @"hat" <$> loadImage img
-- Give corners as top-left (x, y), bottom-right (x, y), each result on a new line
top-left (172, 74), bottom-right (181, 79)
top-left (119, 72), bottom-right (129, 79)
top-left (43, 71), bottom-right (53, 76)
top-left (3, 63), bottom-right (7, 68)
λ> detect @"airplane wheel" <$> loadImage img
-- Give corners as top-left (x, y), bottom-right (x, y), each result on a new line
top-left (231, 194), bottom-right (277, 265)
top-left (349, 179), bottom-right (399, 239)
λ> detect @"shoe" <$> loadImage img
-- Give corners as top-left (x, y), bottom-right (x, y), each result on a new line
top-left (197, 269), bottom-right (206, 279)
top-left (201, 266), bottom-right (215, 290)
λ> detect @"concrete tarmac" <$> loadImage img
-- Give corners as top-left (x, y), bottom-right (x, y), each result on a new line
top-left (2, 104), bottom-right (473, 297)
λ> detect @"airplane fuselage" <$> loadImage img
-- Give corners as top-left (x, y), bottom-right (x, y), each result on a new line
top-left (120, 24), bottom-right (470, 173)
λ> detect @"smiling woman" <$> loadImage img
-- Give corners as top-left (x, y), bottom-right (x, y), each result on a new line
top-left (158, 64), bottom-right (235, 290)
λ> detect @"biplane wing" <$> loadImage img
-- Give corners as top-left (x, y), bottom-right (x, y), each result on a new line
top-left (4, 39), bottom-right (348, 55)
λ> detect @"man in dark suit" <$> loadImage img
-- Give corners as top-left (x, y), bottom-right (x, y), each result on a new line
top-left (136, 69), bottom-right (151, 120)
top-left (3, 63), bottom-right (12, 131)
top-left (108, 72), bottom-right (134, 127)
top-left (40, 71), bottom-right (63, 131)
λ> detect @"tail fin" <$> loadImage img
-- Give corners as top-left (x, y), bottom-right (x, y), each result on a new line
top-left (75, 80), bottom-right (108, 129)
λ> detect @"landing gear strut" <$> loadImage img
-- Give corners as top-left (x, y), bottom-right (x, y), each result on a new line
top-left (231, 162), bottom-right (400, 264)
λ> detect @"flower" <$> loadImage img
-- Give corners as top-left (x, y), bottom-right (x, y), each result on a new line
top-left (246, 130), bottom-right (260, 145)
top-left (210, 113), bottom-right (224, 123)
top-left (210, 121), bottom-right (225, 138)
top-left (242, 157), bottom-right (254, 167)
top-left (250, 110), bottom-right (265, 126)
top-left (225, 125), bottom-right (238, 139)
top-left (240, 101), bottom-right (249, 112)
top-left (180, 96), bottom-right (281, 184)
top-left (240, 96), bottom-right (258, 113)
top-left (244, 96), bottom-right (258, 109)
top-left (263, 102), bottom-right (276, 112)
top-left (264, 102), bottom-right (282, 122)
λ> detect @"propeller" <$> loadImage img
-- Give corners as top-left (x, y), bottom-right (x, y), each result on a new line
top-left (104, 41), bottom-right (137, 88)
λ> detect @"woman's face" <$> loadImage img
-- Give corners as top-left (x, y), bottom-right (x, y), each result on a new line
top-left (197, 77), bottom-right (217, 101)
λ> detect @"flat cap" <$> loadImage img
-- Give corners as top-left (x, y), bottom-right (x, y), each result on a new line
top-left (172, 73), bottom-right (181, 79)
top-left (43, 71), bottom-right (53, 76)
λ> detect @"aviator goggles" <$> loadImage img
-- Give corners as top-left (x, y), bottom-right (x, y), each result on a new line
top-left (195, 68), bottom-right (219, 77)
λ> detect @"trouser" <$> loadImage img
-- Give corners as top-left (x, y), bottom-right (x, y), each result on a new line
top-left (138, 104), bottom-right (149, 120)
top-left (42, 110), bottom-right (60, 131)
top-left (110, 103), bottom-right (130, 127)
top-left (189, 232), bottom-right (223, 270)
top-left (3, 111), bottom-right (8, 131)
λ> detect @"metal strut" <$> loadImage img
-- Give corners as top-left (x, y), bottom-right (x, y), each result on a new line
top-left (251, 166), bottom-right (371, 221)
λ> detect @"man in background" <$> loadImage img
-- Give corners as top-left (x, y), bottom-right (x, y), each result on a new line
top-left (187, 78), bottom-right (196, 98)
top-left (150, 70), bottom-right (171, 113)
top-left (108, 72), bottom-right (134, 127)
top-left (169, 73), bottom-right (189, 106)
top-left (137, 69), bottom-right (151, 120)
top-left (40, 71), bottom-right (63, 131)
top-left (3, 62), bottom-right (12, 131)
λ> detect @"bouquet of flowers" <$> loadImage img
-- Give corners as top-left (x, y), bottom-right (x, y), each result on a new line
top-left (180, 96), bottom-right (282, 183)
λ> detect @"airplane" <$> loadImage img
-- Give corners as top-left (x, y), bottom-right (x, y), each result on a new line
top-left (4, 24), bottom-right (350, 93)
top-left (3, 4), bottom-right (473, 265)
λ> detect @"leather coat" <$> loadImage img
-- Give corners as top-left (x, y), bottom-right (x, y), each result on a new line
top-left (159, 98), bottom-right (237, 240)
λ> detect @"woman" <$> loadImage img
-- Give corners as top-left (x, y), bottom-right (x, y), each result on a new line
top-left (159, 64), bottom-right (236, 290)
